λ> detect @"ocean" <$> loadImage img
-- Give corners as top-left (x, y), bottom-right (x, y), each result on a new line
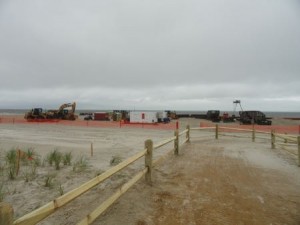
top-left (0, 109), bottom-right (299, 118)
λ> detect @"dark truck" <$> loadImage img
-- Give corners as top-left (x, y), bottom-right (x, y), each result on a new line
top-left (239, 111), bottom-right (272, 125)
top-left (206, 110), bottom-right (221, 122)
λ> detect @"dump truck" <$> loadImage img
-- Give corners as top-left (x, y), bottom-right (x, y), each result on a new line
top-left (239, 111), bottom-right (272, 125)
top-left (25, 102), bottom-right (77, 120)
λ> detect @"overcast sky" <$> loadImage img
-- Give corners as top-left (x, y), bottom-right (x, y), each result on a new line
top-left (0, 0), bottom-right (299, 111)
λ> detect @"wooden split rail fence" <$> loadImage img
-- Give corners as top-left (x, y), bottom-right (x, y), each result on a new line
top-left (193, 124), bottom-right (300, 165)
top-left (1, 124), bottom-right (299, 225)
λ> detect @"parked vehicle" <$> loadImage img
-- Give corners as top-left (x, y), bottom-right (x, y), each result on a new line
top-left (239, 111), bottom-right (272, 125)
top-left (206, 110), bottom-right (221, 122)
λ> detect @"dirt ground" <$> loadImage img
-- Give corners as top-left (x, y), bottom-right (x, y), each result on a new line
top-left (96, 137), bottom-right (300, 225)
top-left (0, 118), bottom-right (300, 225)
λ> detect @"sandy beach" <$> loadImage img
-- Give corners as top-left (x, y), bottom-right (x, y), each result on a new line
top-left (0, 116), bottom-right (300, 224)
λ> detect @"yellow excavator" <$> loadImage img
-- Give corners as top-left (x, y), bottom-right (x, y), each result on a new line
top-left (25, 102), bottom-right (77, 120)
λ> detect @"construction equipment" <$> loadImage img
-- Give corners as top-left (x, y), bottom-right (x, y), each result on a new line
top-left (24, 108), bottom-right (47, 119)
top-left (239, 111), bottom-right (272, 125)
top-left (50, 102), bottom-right (77, 120)
top-left (166, 110), bottom-right (178, 119)
top-left (233, 100), bottom-right (243, 116)
top-left (206, 110), bottom-right (221, 122)
top-left (25, 102), bottom-right (77, 120)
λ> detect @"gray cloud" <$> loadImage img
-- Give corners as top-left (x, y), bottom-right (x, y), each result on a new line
top-left (0, 0), bottom-right (300, 111)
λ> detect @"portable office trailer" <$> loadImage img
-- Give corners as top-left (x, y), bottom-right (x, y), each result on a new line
top-left (157, 111), bottom-right (170, 123)
top-left (129, 111), bottom-right (158, 123)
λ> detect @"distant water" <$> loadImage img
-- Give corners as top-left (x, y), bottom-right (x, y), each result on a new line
top-left (0, 109), bottom-right (299, 118)
top-left (176, 110), bottom-right (300, 118)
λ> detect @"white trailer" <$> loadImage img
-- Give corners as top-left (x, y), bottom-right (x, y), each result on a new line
top-left (157, 111), bottom-right (168, 120)
top-left (129, 111), bottom-right (158, 123)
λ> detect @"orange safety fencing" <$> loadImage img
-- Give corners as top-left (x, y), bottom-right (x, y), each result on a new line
top-left (0, 117), bottom-right (177, 130)
top-left (1, 117), bottom-right (299, 133)
top-left (200, 121), bottom-right (300, 134)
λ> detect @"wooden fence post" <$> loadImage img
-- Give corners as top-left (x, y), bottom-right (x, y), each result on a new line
top-left (186, 125), bottom-right (190, 143)
top-left (215, 124), bottom-right (219, 139)
top-left (252, 128), bottom-right (256, 142)
top-left (174, 130), bottom-right (179, 155)
top-left (144, 139), bottom-right (153, 184)
top-left (91, 143), bottom-right (93, 157)
top-left (298, 136), bottom-right (300, 167)
top-left (0, 202), bottom-right (14, 225)
top-left (271, 130), bottom-right (275, 149)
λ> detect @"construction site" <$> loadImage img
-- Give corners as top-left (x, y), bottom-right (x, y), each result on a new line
top-left (0, 100), bottom-right (300, 225)
top-left (0, 109), bottom-right (300, 225)
top-left (18, 100), bottom-right (279, 128)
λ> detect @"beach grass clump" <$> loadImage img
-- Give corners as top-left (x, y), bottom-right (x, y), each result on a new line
top-left (63, 152), bottom-right (72, 166)
top-left (58, 183), bottom-right (64, 196)
top-left (22, 162), bottom-right (38, 182)
top-left (47, 149), bottom-right (63, 170)
top-left (25, 148), bottom-right (35, 160)
top-left (44, 173), bottom-right (56, 188)
top-left (110, 155), bottom-right (123, 166)
top-left (22, 148), bottom-right (41, 168)
top-left (72, 155), bottom-right (88, 172)
top-left (0, 183), bottom-right (5, 202)
top-left (5, 148), bottom-right (18, 180)
top-left (6, 148), bottom-right (17, 165)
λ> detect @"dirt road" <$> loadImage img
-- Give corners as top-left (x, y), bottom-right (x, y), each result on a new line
top-left (96, 137), bottom-right (300, 225)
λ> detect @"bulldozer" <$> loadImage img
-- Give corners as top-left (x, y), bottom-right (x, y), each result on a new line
top-left (24, 108), bottom-right (47, 119)
top-left (25, 102), bottom-right (77, 120)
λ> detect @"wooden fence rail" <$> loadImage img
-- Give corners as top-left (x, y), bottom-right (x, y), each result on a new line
top-left (216, 125), bottom-right (300, 166)
top-left (191, 125), bottom-right (300, 166)
top-left (2, 124), bottom-right (299, 225)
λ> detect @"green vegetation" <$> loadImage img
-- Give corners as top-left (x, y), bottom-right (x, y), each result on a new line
top-left (0, 183), bottom-right (4, 202)
top-left (25, 148), bottom-right (35, 160)
top-left (47, 149), bottom-right (63, 170)
top-left (0, 146), bottom-right (90, 203)
top-left (58, 183), bottom-right (64, 196)
top-left (63, 152), bottom-right (72, 166)
top-left (110, 155), bottom-right (123, 166)
top-left (73, 155), bottom-right (88, 172)
top-left (44, 173), bottom-right (56, 188)
top-left (6, 148), bottom-right (17, 180)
